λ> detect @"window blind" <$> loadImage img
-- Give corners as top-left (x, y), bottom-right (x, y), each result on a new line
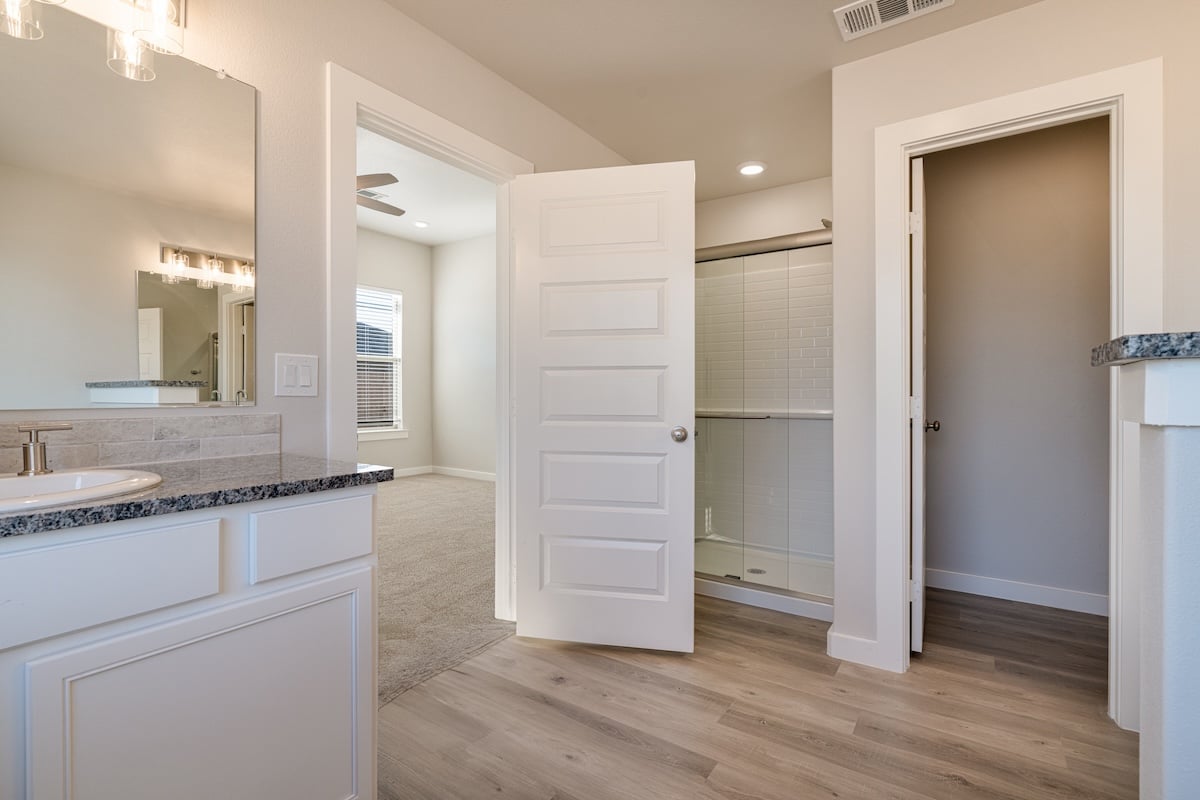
top-left (355, 287), bottom-right (402, 430)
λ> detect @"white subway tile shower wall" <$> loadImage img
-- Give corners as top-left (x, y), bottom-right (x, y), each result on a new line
top-left (696, 247), bottom-right (832, 413)
top-left (695, 245), bottom-right (833, 600)
top-left (0, 414), bottom-right (281, 473)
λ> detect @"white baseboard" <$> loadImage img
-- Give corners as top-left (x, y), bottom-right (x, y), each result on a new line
top-left (826, 630), bottom-right (904, 672)
top-left (432, 466), bottom-right (497, 482)
top-left (694, 577), bottom-right (832, 622)
top-left (390, 465), bottom-right (434, 478)
top-left (925, 568), bottom-right (1108, 616)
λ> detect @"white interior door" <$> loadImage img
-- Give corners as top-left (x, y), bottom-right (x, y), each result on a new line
top-left (513, 161), bottom-right (696, 652)
top-left (910, 157), bottom-right (927, 653)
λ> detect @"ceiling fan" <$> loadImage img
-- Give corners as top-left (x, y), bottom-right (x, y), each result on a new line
top-left (356, 173), bottom-right (406, 217)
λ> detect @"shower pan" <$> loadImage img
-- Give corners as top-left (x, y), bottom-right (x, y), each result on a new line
top-left (694, 232), bottom-right (834, 603)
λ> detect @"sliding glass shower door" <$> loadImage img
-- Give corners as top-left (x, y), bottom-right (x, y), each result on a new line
top-left (695, 246), bottom-right (834, 600)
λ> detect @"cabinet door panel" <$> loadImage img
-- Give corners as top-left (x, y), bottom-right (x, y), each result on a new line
top-left (0, 519), bottom-right (220, 651)
top-left (26, 568), bottom-right (373, 800)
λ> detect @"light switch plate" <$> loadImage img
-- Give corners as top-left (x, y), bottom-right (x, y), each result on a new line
top-left (275, 353), bottom-right (319, 397)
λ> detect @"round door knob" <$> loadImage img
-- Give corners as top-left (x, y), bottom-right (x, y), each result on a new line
top-left (925, 420), bottom-right (941, 432)
top-left (670, 426), bottom-right (689, 443)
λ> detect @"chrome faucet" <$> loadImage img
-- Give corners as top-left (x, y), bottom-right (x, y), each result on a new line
top-left (235, 389), bottom-right (247, 406)
top-left (17, 423), bottom-right (73, 476)
top-left (211, 389), bottom-right (222, 401)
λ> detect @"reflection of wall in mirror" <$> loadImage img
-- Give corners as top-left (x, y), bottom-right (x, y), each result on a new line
top-left (136, 276), bottom-right (219, 388)
top-left (0, 162), bottom-right (253, 408)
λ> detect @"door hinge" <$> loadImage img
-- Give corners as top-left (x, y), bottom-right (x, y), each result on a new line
top-left (908, 396), bottom-right (922, 420)
top-left (909, 578), bottom-right (923, 602)
top-left (908, 210), bottom-right (923, 235)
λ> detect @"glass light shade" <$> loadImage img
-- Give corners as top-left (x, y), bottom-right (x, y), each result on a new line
top-left (1, 0), bottom-right (43, 41)
top-left (131, 0), bottom-right (183, 55)
top-left (198, 256), bottom-right (222, 290)
top-left (108, 28), bottom-right (156, 81)
top-left (164, 251), bottom-right (186, 284)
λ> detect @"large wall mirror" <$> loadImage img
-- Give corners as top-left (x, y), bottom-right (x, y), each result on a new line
top-left (0, 3), bottom-right (255, 409)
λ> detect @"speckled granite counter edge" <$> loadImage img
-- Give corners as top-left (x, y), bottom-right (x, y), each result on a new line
top-left (1092, 331), bottom-right (1200, 366)
top-left (84, 380), bottom-right (209, 388)
top-left (0, 463), bottom-right (394, 538)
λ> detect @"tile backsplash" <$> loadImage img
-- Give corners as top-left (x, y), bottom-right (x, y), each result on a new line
top-left (0, 414), bottom-right (281, 473)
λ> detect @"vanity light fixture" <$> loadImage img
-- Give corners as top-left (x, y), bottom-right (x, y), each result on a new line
top-left (2, 0), bottom-right (186, 79)
top-left (127, 0), bottom-right (182, 56)
top-left (1, 0), bottom-right (43, 40)
top-left (163, 250), bottom-right (186, 284)
top-left (197, 255), bottom-right (222, 290)
top-left (230, 260), bottom-right (254, 293)
top-left (107, 26), bottom-right (154, 81)
top-left (737, 161), bottom-right (767, 177)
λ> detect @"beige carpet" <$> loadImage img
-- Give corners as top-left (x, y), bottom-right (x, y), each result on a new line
top-left (376, 473), bottom-right (514, 707)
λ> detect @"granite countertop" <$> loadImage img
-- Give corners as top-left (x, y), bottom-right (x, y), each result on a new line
top-left (0, 454), bottom-right (394, 537)
top-left (85, 380), bottom-right (209, 388)
top-left (1092, 331), bottom-right (1200, 366)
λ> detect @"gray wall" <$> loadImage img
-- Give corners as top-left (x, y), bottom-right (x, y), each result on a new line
top-left (923, 117), bottom-right (1110, 598)
top-left (432, 234), bottom-right (497, 477)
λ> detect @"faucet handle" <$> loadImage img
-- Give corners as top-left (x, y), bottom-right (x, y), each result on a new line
top-left (17, 422), bottom-right (74, 443)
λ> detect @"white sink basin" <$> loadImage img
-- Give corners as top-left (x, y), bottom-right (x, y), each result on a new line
top-left (0, 469), bottom-right (162, 514)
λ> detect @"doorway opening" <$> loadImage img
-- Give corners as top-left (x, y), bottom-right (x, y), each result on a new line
top-left (352, 125), bottom-right (513, 704)
top-left (912, 117), bottom-right (1112, 695)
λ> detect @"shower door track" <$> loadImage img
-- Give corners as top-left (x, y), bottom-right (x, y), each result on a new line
top-left (694, 221), bottom-right (832, 263)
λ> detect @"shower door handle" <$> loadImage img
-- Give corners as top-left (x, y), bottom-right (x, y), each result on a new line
top-left (670, 426), bottom-right (689, 443)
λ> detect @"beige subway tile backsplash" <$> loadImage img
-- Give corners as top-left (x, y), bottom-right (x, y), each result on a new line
top-left (0, 414), bottom-right (281, 473)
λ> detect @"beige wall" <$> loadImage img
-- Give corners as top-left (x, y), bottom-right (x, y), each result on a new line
top-left (355, 228), bottom-right (432, 471)
top-left (831, 0), bottom-right (1197, 642)
top-left (64, 0), bottom-right (626, 454)
top-left (432, 234), bottom-right (497, 476)
top-left (695, 178), bottom-right (831, 250)
top-left (923, 118), bottom-right (1110, 598)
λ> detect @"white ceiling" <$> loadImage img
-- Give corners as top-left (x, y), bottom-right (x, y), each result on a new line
top-left (0, 4), bottom-right (254, 221)
top-left (355, 127), bottom-right (497, 246)
top-left (382, 0), bottom-right (1045, 200)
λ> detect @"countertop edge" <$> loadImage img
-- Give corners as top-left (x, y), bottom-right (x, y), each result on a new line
top-left (1092, 331), bottom-right (1200, 367)
top-left (1, 458), bottom-right (394, 538)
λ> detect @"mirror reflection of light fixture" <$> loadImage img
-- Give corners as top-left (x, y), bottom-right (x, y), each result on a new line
top-left (230, 260), bottom-right (254, 293)
top-left (163, 250), bottom-right (187, 284)
top-left (107, 27), bottom-right (155, 81)
top-left (197, 255), bottom-right (222, 290)
top-left (1, 0), bottom-right (43, 41)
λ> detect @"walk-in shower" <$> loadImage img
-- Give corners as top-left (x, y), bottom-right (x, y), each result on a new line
top-left (694, 227), bottom-right (834, 603)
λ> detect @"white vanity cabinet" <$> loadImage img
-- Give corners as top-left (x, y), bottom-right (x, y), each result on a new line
top-left (0, 486), bottom-right (379, 800)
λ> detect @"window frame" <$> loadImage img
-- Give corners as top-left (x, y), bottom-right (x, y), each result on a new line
top-left (354, 284), bottom-right (406, 440)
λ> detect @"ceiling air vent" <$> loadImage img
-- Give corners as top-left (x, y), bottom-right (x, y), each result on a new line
top-left (833, 0), bottom-right (956, 41)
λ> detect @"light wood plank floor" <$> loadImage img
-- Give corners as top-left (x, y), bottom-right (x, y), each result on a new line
top-left (378, 589), bottom-right (1137, 799)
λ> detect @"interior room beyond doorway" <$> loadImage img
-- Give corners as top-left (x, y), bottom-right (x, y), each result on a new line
top-left (920, 117), bottom-right (1111, 621)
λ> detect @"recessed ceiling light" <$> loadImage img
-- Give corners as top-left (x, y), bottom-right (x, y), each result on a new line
top-left (414, 220), bottom-right (430, 229)
top-left (738, 161), bottom-right (766, 176)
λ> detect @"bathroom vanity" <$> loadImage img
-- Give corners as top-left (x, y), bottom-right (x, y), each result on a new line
top-left (0, 454), bottom-right (392, 800)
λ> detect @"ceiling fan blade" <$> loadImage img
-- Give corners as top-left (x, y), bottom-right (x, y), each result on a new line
top-left (356, 172), bottom-right (398, 190)
top-left (357, 196), bottom-right (406, 217)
